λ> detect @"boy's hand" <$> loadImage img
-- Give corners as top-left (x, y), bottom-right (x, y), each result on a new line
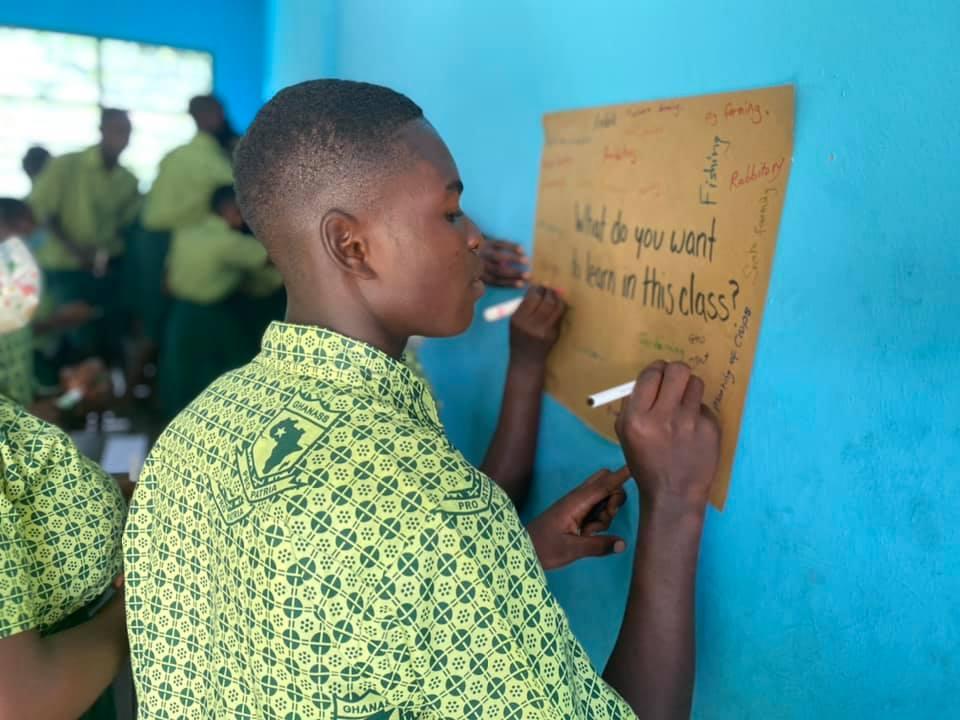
top-left (60, 358), bottom-right (111, 408)
top-left (615, 361), bottom-right (721, 515)
top-left (480, 235), bottom-right (530, 287)
top-left (509, 285), bottom-right (566, 367)
top-left (526, 467), bottom-right (630, 571)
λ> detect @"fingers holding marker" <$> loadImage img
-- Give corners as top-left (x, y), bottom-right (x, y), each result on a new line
top-left (654, 361), bottom-right (692, 410)
top-left (484, 284), bottom-right (564, 323)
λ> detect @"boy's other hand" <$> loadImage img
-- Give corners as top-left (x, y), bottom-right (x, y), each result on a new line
top-left (509, 285), bottom-right (566, 367)
top-left (615, 361), bottom-right (721, 516)
top-left (526, 467), bottom-right (629, 571)
top-left (480, 235), bottom-right (530, 287)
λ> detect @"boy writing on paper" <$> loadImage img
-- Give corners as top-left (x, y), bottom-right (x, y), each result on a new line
top-left (125, 80), bottom-right (720, 720)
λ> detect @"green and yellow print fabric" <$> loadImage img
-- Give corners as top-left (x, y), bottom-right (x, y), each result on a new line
top-left (0, 394), bottom-right (125, 637)
top-left (124, 322), bottom-right (634, 720)
top-left (0, 327), bottom-right (35, 406)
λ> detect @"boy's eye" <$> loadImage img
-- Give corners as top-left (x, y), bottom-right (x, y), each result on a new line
top-left (445, 210), bottom-right (464, 223)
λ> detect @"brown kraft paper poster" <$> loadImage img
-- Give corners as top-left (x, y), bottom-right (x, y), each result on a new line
top-left (531, 84), bottom-right (795, 509)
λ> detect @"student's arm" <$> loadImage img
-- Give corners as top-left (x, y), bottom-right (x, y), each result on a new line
top-left (140, 158), bottom-right (182, 231)
top-left (118, 175), bottom-right (143, 230)
top-left (224, 234), bottom-right (269, 270)
top-left (601, 361), bottom-right (720, 720)
top-left (0, 589), bottom-right (127, 720)
top-left (480, 286), bottom-right (565, 508)
top-left (29, 159), bottom-right (93, 268)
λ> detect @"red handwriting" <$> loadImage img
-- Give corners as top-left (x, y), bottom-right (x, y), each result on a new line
top-left (724, 101), bottom-right (766, 125)
top-left (634, 182), bottom-right (661, 197)
top-left (705, 111), bottom-right (719, 126)
top-left (659, 103), bottom-right (682, 116)
top-left (541, 155), bottom-right (573, 170)
top-left (729, 157), bottom-right (786, 191)
top-left (541, 179), bottom-right (567, 190)
top-left (603, 145), bottom-right (638, 164)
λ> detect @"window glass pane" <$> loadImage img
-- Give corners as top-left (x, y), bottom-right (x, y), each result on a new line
top-left (100, 39), bottom-right (212, 113)
top-left (0, 27), bottom-right (98, 103)
top-left (124, 111), bottom-right (196, 191)
top-left (0, 98), bottom-right (100, 196)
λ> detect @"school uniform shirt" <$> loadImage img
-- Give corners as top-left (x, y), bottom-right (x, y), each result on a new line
top-left (166, 215), bottom-right (268, 304)
top-left (141, 132), bottom-right (234, 232)
top-left (124, 323), bottom-right (634, 720)
top-left (241, 264), bottom-right (284, 298)
top-left (0, 327), bottom-right (34, 406)
top-left (28, 146), bottom-right (140, 271)
top-left (0, 394), bottom-right (125, 638)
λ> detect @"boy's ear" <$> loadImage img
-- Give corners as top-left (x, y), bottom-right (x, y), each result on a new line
top-left (319, 209), bottom-right (376, 279)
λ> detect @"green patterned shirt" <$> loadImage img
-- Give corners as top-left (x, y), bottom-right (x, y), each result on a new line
top-left (0, 394), bottom-right (125, 637)
top-left (0, 327), bottom-right (34, 406)
top-left (124, 323), bottom-right (634, 720)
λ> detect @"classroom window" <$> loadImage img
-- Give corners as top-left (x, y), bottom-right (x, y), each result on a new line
top-left (0, 26), bottom-right (213, 196)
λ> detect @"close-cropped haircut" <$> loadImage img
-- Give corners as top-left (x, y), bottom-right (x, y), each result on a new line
top-left (0, 198), bottom-right (33, 227)
top-left (233, 79), bottom-right (424, 243)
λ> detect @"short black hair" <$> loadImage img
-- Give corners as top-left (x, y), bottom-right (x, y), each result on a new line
top-left (22, 146), bottom-right (51, 178)
top-left (189, 95), bottom-right (222, 118)
top-left (210, 185), bottom-right (237, 214)
top-left (234, 79), bottom-right (423, 243)
top-left (0, 198), bottom-right (34, 226)
top-left (101, 107), bottom-right (129, 125)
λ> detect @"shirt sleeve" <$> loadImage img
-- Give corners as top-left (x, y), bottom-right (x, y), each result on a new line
top-left (0, 469), bottom-right (39, 638)
top-left (412, 508), bottom-right (636, 720)
top-left (27, 156), bottom-right (66, 222)
top-left (141, 156), bottom-right (183, 231)
top-left (119, 172), bottom-right (142, 229)
top-left (223, 233), bottom-right (268, 270)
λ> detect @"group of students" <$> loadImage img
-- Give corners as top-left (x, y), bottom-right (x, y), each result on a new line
top-left (7, 97), bottom-right (284, 424)
top-left (1, 79), bottom-right (721, 720)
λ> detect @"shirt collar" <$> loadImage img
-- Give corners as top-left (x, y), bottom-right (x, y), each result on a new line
top-left (256, 322), bottom-right (442, 430)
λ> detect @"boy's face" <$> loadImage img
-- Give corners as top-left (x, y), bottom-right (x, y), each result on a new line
top-left (101, 115), bottom-right (132, 159)
top-left (359, 120), bottom-right (485, 338)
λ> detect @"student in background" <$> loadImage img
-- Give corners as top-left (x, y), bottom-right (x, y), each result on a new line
top-left (0, 198), bottom-right (110, 422)
top-left (0, 236), bottom-right (128, 720)
top-left (235, 261), bottom-right (286, 360)
top-left (131, 95), bottom-right (237, 374)
top-left (21, 146), bottom-right (51, 189)
top-left (28, 109), bottom-right (140, 369)
top-left (126, 80), bottom-right (719, 720)
top-left (141, 95), bottom-right (236, 234)
top-left (159, 184), bottom-right (269, 420)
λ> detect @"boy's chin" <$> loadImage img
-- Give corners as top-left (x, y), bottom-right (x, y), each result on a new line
top-left (416, 304), bottom-right (476, 339)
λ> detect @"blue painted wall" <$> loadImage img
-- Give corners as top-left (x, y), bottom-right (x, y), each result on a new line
top-left (0, 0), bottom-right (265, 129)
top-left (273, 1), bottom-right (958, 717)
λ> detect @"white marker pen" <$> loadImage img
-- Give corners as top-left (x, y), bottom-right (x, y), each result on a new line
top-left (482, 297), bottom-right (524, 322)
top-left (586, 381), bottom-right (636, 408)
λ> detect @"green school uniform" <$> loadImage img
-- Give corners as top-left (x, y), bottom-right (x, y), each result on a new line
top-left (236, 265), bottom-right (286, 358)
top-left (137, 133), bottom-right (234, 346)
top-left (141, 132), bottom-right (234, 233)
top-left (0, 394), bottom-right (126, 718)
top-left (28, 146), bottom-right (140, 270)
top-left (126, 323), bottom-right (635, 720)
top-left (0, 328), bottom-right (34, 406)
top-left (28, 146), bottom-right (140, 363)
top-left (159, 215), bottom-right (268, 419)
